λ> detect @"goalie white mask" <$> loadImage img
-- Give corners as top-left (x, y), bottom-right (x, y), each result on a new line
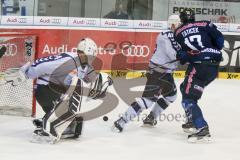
top-left (77, 38), bottom-right (98, 64)
top-left (167, 15), bottom-right (180, 31)
top-left (88, 72), bottom-right (113, 99)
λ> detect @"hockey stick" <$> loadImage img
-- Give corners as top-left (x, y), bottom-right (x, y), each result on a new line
top-left (151, 59), bottom-right (179, 70)
top-left (163, 59), bottom-right (179, 65)
top-left (223, 46), bottom-right (240, 53)
top-left (151, 46), bottom-right (239, 71)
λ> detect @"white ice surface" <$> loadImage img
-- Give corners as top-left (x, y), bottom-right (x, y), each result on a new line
top-left (0, 79), bottom-right (240, 160)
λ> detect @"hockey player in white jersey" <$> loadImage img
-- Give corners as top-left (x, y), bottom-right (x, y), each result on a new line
top-left (19, 38), bottom-right (113, 143)
top-left (113, 15), bottom-right (181, 132)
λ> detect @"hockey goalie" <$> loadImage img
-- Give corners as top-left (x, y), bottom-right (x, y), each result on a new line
top-left (14, 38), bottom-right (112, 144)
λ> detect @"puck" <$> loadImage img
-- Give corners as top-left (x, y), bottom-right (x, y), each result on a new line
top-left (103, 116), bottom-right (108, 121)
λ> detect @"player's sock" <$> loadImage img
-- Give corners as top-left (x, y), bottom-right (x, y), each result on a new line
top-left (188, 126), bottom-right (212, 143)
top-left (113, 99), bottom-right (152, 132)
top-left (191, 104), bottom-right (208, 129)
top-left (150, 102), bottom-right (164, 118)
top-left (113, 101), bottom-right (141, 132)
top-left (182, 99), bottom-right (208, 133)
top-left (122, 106), bottom-right (138, 122)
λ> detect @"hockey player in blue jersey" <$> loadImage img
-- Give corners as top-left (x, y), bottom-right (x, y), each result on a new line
top-left (174, 9), bottom-right (224, 143)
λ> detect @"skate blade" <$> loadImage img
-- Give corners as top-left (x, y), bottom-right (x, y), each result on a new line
top-left (183, 128), bottom-right (197, 134)
top-left (30, 134), bottom-right (58, 144)
top-left (187, 136), bottom-right (213, 144)
top-left (111, 125), bottom-right (122, 133)
top-left (141, 123), bottom-right (156, 128)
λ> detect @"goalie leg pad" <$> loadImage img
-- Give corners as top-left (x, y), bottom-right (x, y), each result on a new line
top-left (42, 99), bottom-right (76, 139)
top-left (42, 76), bottom-right (83, 142)
top-left (61, 116), bottom-right (83, 139)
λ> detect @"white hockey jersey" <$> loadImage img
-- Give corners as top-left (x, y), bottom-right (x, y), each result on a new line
top-left (149, 30), bottom-right (181, 73)
top-left (22, 52), bottom-right (97, 86)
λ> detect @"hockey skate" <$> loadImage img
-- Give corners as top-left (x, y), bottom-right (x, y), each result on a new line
top-left (112, 117), bottom-right (126, 132)
top-left (31, 129), bottom-right (59, 144)
top-left (182, 121), bottom-right (197, 134)
top-left (32, 118), bottom-right (43, 129)
top-left (187, 126), bottom-right (212, 143)
top-left (142, 112), bottom-right (157, 127)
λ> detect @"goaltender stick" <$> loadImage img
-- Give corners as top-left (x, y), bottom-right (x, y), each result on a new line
top-left (18, 38), bottom-right (112, 143)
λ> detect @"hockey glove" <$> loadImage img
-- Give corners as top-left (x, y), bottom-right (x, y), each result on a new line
top-left (0, 68), bottom-right (27, 86)
top-left (193, 50), bottom-right (222, 62)
top-left (176, 50), bottom-right (189, 65)
top-left (88, 73), bottom-right (113, 99)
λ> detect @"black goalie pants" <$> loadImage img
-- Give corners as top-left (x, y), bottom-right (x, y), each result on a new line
top-left (35, 84), bottom-right (62, 114)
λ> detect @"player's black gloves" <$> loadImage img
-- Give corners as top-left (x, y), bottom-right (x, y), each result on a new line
top-left (176, 50), bottom-right (189, 65)
top-left (0, 46), bottom-right (7, 58)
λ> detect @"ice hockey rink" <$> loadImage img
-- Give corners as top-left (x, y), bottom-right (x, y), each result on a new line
top-left (0, 78), bottom-right (240, 160)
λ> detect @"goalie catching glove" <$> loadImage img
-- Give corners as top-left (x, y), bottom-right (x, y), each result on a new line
top-left (88, 72), bottom-right (113, 99)
top-left (0, 68), bottom-right (27, 86)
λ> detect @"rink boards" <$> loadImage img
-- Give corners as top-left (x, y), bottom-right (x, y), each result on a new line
top-left (102, 70), bottom-right (240, 80)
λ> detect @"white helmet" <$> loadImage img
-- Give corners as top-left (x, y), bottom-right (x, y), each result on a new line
top-left (167, 15), bottom-right (181, 31)
top-left (77, 38), bottom-right (97, 57)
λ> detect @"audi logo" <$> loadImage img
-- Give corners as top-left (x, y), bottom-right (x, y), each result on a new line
top-left (0, 44), bottom-right (17, 57)
top-left (52, 19), bottom-right (61, 24)
top-left (121, 45), bottom-right (150, 57)
top-left (86, 20), bottom-right (96, 25)
top-left (18, 18), bottom-right (27, 23)
top-left (118, 21), bottom-right (128, 27)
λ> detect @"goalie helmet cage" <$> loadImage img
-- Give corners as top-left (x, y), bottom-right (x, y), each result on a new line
top-left (0, 33), bottom-right (37, 117)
